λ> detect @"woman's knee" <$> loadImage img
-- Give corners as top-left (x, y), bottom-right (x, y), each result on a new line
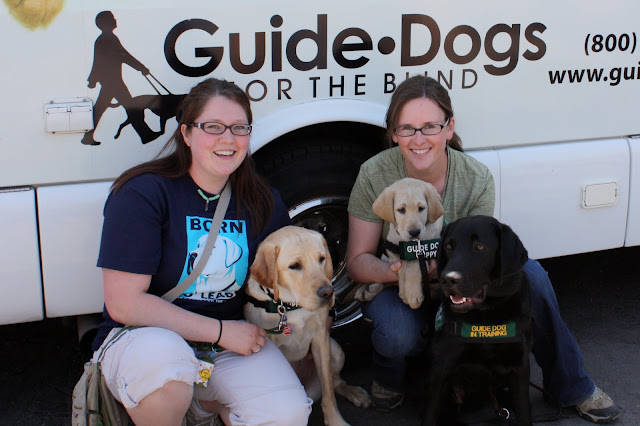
top-left (370, 315), bottom-right (424, 357)
top-left (365, 288), bottom-right (426, 356)
top-left (128, 380), bottom-right (193, 425)
top-left (252, 389), bottom-right (311, 426)
top-left (99, 327), bottom-right (198, 409)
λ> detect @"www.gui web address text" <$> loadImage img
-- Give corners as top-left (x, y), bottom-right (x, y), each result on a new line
top-left (549, 62), bottom-right (640, 86)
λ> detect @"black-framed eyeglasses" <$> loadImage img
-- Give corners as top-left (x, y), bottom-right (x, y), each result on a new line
top-left (393, 118), bottom-right (450, 137)
top-left (190, 122), bottom-right (252, 136)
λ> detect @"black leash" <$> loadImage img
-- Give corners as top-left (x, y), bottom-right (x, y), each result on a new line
top-left (487, 382), bottom-right (562, 423)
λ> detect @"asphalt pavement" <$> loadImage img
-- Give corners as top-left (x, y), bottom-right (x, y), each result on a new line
top-left (1, 245), bottom-right (639, 425)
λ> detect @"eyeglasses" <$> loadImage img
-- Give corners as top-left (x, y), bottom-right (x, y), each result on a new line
top-left (190, 122), bottom-right (252, 136)
top-left (393, 118), bottom-right (450, 137)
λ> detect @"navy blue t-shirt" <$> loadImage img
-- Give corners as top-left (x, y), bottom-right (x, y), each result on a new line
top-left (92, 173), bottom-right (291, 350)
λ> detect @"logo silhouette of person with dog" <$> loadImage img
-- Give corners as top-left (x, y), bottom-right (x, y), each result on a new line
top-left (82, 11), bottom-right (164, 146)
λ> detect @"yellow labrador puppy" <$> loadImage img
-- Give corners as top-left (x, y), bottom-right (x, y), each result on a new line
top-left (245, 226), bottom-right (370, 426)
top-left (372, 177), bottom-right (445, 309)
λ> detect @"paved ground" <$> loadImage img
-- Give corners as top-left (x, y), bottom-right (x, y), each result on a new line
top-left (1, 245), bottom-right (639, 425)
top-left (309, 246), bottom-right (640, 426)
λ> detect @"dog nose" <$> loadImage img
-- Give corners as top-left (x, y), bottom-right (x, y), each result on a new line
top-left (442, 271), bottom-right (462, 287)
top-left (409, 228), bottom-right (421, 238)
top-left (317, 285), bottom-right (334, 300)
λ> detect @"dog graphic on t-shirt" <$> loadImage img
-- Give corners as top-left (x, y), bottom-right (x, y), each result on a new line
top-left (187, 235), bottom-right (244, 294)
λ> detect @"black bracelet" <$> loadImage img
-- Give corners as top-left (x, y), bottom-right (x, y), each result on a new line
top-left (213, 319), bottom-right (223, 345)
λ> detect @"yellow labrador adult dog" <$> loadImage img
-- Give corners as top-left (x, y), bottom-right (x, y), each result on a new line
top-left (372, 177), bottom-right (445, 309)
top-left (245, 226), bottom-right (370, 426)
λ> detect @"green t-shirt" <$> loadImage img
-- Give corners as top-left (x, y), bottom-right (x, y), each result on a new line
top-left (348, 145), bottom-right (495, 240)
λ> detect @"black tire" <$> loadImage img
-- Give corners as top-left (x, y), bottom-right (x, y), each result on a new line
top-left (254, 122), bottom-right (385, 328)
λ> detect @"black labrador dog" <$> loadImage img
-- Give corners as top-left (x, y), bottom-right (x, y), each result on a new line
top-left (422, 215), bottom-right (534, 425)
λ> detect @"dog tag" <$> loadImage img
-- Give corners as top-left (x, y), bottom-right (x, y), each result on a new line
top-left (283, 325), bottom-right (293, 336)
top-left (277, 313), bottom-right (288, 330)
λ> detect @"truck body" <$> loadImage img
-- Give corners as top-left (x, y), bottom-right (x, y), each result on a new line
top-left (1, 0), bottom-right (639, 328)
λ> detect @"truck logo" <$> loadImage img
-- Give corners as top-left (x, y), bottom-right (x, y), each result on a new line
top-left (82, 11), bottom-right (547, 146)
top-left (83, 11), bottom-right (183, 146)
top-left (166, 14), bottom-right (546, 77)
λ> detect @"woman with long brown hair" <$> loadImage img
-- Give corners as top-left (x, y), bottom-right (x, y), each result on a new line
top-left (91, 78), bottom-right (311, 425)
top-left (346, 75), bottom-right (619, 423)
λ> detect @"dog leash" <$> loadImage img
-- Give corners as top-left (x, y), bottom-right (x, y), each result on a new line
top-left (144, 73), bottom-right (174, 96)
top-left (384, 240), bottom-right (437, 336)
top-left (489, 385), bottom-right (513, 421)
top-left (382, 241), bottom-right (433, 284)
top-left (488, 382), bottom-right (562, 423)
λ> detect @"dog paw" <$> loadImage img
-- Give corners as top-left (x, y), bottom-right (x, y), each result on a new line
top-left (346, 386), bottom-right (371, 408)
top-left (354, 283), bottom-right (384, 302)
top-left (400, 287), bottom-right (424, 309)
top-left (335, 383), bottom-right (371, 408)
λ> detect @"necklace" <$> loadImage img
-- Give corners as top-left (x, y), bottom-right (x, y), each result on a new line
top-left (197, 189), bottom-right (220, 211)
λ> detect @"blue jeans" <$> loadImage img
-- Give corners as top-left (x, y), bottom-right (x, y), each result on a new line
top-left (362, 258), bottom-right (595, 406)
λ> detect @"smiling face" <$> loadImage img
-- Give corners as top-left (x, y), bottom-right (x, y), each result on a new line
top-left (181, 96), bottom-right (250, 193)
top-left (391, 97), bottom-right (455, 181)
top-left (436, 216), bottom-right (527, 314)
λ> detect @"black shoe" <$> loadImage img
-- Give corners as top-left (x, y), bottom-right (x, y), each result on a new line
top-left (81, 133), bottom-right (100, 146)
top-left (371, 381), bottom-right (404, 412)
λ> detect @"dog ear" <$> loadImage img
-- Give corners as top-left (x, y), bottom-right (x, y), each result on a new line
top-left (423, 182), bottom-right (444, 223)
top-left (499, 222), bottom-right (528, 279)
top-left (250, 241), bottom-right (280, 300)
top-left (320, 237), bottom-right (334, 280)
top-left (372, 186), bottom-right (396, 225)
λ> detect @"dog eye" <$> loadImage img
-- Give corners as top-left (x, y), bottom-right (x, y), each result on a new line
top-left (319, 256), bottom-right (326, 263)
top-left (476, 243), bottom-right (486, 251)
top-left (418, 206), bottom-right (425, 212)
top-left (289, 262), bottom-right (302, 270)
top-left (445, 242), bottom-right (452, 250)
top-left (397, 207), bottom-right (406, 214)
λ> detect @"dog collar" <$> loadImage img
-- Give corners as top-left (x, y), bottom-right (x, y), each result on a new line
top-left (384, 237), bottom-right (440, 287)
top-left (383, 238), bottom-right (440, 260)
top-left (403, 239), bottom-right (440, 260)
top-left (383, 219), bottom-right (447, 261)
top-left (246, 292), bottom-right (301, 314)
top-left (434, 304), bottom-right (521, 343)
top-left (247, 287), bottom-right (302, 335)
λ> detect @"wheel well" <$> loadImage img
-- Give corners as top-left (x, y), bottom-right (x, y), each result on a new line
top-left (253, 121), bottom-right (386, 176)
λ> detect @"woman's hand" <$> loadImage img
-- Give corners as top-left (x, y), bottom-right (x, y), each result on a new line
top-left (347, 215), bottom-right (400, 284)
top-left (218, 320), bottom-right (267, 356)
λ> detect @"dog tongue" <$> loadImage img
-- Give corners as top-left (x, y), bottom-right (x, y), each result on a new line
top-left (451, 295), bottom-right (465, 304)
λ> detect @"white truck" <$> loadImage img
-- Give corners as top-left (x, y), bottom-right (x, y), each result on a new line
top-left (1, 0), bottom-right (639, 335)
